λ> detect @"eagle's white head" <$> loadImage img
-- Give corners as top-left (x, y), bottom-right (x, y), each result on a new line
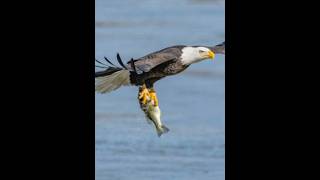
top-left (180, 46), bottom-right (215, 65)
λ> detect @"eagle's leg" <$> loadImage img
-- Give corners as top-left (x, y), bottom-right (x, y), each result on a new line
top-left (148, 88), bottom-right (159, 107)
top-left (138, 84), bottom-right (150, 105)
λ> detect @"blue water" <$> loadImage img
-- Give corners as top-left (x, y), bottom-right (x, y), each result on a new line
top-left (96, 0), bottom-right (225, 179)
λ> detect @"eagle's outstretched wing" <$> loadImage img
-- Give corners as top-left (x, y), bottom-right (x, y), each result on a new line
top-left (95, 46), bottom-right (185, 74)
top-left (128, 46), bottom-right (185, 73)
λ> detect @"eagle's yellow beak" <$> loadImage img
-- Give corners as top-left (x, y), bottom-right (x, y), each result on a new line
top-left (208, 50), bottom-right (215, 59)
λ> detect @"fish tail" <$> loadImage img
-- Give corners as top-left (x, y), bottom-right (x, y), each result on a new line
top-left (156, 125), bottom-right (170, 137)
top-left (161, 125), bottom-right (170, 133)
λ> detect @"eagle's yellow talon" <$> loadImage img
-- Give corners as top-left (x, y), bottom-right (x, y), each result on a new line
top-left (149, 88), bottom-right (158, 107)
top-left (138, 85), bottom-right (159, 106)
top-left (138, 84), bottom-right (150, 105)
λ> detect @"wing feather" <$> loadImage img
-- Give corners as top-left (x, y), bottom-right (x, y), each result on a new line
top-left (128, 46), bottom-right (185, 72)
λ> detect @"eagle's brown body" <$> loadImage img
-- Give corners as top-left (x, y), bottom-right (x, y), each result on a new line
top-left (96, 45), bottom-right (189, 88)
top-left (130, 59), bottom-right (189, 87)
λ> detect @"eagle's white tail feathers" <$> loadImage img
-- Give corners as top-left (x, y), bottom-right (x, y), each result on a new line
top-left (95, 70), bottom-right (131, 93)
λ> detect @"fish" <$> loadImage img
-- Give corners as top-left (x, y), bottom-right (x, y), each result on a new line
top-left (138, 86), bottom-right (169, 137)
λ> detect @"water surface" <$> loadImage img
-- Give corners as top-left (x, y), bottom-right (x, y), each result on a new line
top-left (96, 0), bottom-right (225, 179)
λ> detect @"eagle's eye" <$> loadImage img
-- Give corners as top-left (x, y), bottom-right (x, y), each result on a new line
top-left (199, 50), bottom-right (205, 53)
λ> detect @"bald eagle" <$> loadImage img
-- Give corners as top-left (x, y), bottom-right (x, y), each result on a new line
top-left (95, 42), bottom-right (225, 135)
top-left (96, 42), bottom-right (224, 92)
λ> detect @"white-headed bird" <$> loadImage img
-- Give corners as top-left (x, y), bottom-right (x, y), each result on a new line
top-left (95, 42), bottom-right (225, 137)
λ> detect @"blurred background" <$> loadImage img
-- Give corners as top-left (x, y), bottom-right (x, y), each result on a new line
top-left (95, 0), bottom-right (225, 179)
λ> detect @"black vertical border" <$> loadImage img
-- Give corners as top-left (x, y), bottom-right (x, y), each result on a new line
top-left (226, 0), bottom-right (242, 179)
top-left (52, 0), bottom-right (96, 178)
top-left (226, 0), bottom-right (272, 179)
top-left (78, 0), bottom-right (95, 179)
top-left (5, 0), bottom-right (95, 179)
